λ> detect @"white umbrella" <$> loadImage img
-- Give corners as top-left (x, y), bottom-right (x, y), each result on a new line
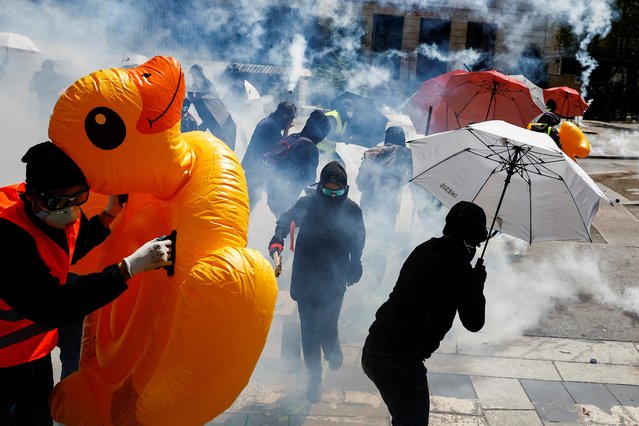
top-left (0, 32), bottom-right (41, 54)
top-left (121, 53), bottom-right (149, 68)
top-left (409, 120), bottom-right (610, 259)
top-left (509, 74), bottom-right (546, 114)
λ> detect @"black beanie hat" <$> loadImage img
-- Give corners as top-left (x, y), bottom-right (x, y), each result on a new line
top-left (442, 201), bottom-right (488, 246)
top-left (22, 141), bottom-right (87, 193)
top-left (319, 161), bottom-right (347, 187)
top-left (385, 126), bottom-right (406, 146)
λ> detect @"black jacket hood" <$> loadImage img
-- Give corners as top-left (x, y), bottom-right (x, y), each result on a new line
top-left (300, 110), bottom-right (330, 144)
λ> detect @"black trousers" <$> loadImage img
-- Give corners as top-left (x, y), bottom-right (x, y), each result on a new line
top-left (0, 354), bottom-right (53, 426)
top-left (362, 335), bottom-right (430, 426)
top-left (297, 293), bottom-right (344, 380)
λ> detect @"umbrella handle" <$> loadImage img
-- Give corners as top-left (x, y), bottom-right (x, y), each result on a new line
top-left (475, 257), bottom-right (484, 268)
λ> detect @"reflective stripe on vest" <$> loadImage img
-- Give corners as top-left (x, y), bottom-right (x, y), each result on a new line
top-left (0, 183), bottom-right (80, 367)
top-left (317, 110), bottom-right (347, 154)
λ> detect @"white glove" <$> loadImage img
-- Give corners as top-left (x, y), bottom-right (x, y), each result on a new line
top-left (123, 238), bottom-right (173, 278)
top-left (103, 195), bottom-right (123, 219)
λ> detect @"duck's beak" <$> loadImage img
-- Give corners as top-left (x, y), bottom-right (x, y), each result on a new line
top-left (127, 56), bottom-right (184, 134)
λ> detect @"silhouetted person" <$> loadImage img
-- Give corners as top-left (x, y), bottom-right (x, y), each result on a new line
top-left (263, 110), bottom-right (330, 218)
top-left (242, 102), bottom-right (297, 210)
top-left (317, 98), bottom-right (354, 167)
top-left (530, 111), bottom-right (562, 149)
top-left (187, 64), bottom-right (235, 148)
top-left (269, 161), bottom-right (365, 402)
top-left (29, 59), bottom-right (66, 120)
top-left (356, 126), bottom-right (412, 288)
top-left (362, 201), bottom-right (488, 425)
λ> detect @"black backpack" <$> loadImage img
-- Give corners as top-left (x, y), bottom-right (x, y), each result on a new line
top-left (263, 133), bottom-right (310, 167)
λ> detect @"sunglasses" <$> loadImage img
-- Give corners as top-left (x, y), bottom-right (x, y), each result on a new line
top-left (321, 187), bottom-right (346, 197)
top-left (34, 187), bottom-right (90, 210)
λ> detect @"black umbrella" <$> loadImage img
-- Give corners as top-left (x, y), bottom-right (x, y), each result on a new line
top-left (330, 92), bottom-right (388, 148)
top-left (188, 91), bottom-right (237, 150)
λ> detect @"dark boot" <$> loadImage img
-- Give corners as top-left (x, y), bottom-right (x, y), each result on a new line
top-left (306, 373), bottom-right (322, 403)
top-left (328, 341), bottom-right (343, 370)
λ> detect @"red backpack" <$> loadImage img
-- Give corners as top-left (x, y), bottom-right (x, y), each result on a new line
top-left (263, 133), bottom-right (310, 167)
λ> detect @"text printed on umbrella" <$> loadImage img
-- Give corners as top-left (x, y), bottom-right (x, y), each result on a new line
top-left (440, 182), bottom-right (458, 199)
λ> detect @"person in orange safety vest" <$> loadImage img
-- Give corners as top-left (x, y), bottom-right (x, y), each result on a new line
top-left (0, 141), bottom-right (173, 426)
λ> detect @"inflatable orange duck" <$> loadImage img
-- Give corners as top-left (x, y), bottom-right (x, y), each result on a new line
top-left (47, 56), bottom-right (278, 425)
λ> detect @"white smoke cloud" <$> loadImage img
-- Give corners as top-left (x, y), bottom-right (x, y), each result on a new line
top-left (0, 0), bottom-right (628, 370)
top-left (417, 44), bottom-right (481, 71)
top-left (587, 128), bottom-right (639, 157)
top-left (287, 34), bottom-right (308, 92)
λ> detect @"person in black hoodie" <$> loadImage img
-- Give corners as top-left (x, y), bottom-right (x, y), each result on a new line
top-left (264, 109), bottom-right (330, 218)
top-left (268, 161), bottom-right (365, 402)
top-left (242, 101), bottom-right (297, 211)
top-left (362, 201), bottom-right (488, 425)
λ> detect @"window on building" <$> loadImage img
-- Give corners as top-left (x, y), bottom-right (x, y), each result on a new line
top-left (371, 14), bottom-right (404, 79)
top-left (466, 22), bottom-right (497, 71)
top-left (416, 18), bottom-right (451, 81)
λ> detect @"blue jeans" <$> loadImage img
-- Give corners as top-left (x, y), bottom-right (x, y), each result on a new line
top-left (362, 335), bottom-right (430, 426)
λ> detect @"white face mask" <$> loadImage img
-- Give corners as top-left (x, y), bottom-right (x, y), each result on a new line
top-left (36, 205), bottom-right (80, 229)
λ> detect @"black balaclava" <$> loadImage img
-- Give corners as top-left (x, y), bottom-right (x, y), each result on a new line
top-left (337, 98), bottom-right (354, 120)
top-left (272, 101), bottom-right (297, 131)
top-left (442, 201), bottom-right (488, 247)
top-left (316, 161), bottom-right (349, 199)
top-left (385, 126), bottom-right (406, 146)
top-left (301, 109), bottom-right (330, 143)
top-left (22, 141), bottom-right (87, 194)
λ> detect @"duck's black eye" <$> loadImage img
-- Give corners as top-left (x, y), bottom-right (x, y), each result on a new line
top-left (84, 107), bottom-right (126, 150)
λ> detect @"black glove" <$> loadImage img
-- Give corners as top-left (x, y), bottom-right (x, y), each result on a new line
top-left (470, 263), bottom-right (487, 292)
top-left (268, 236), bottom-right (284, 258)
top-left (347, 261), bottom-right (362, 286)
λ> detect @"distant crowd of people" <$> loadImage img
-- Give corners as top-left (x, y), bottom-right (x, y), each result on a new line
top-left (237, 91), bottom-right (488, 424)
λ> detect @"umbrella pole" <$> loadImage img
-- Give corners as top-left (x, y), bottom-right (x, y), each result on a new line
top-left (478, 147), bottom-right (523, 264)
top-left (425, 105), bottom-right (433, 135)
top-left (485, 83), bottom-right (497, 122)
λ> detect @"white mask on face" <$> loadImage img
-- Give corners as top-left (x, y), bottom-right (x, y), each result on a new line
top-left (36, 205), bottom-right (80, 229)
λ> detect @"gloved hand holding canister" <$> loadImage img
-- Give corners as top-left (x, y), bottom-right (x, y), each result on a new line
top-left (268, 236), bottom-right (284, 259)
top-left (120, 237), bottom-right (173, 279)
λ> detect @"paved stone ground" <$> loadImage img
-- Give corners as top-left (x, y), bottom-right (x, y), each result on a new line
top-left (200, 287), bottom-right (639, 426)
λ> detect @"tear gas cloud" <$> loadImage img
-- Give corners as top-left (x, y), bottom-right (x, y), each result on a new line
top-left (589, 129), bottom-right (639, 157)
top-left (0, 0), bottom-right (630, 398)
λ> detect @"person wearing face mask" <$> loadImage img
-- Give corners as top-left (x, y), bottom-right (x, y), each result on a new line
top-left (0, 141), bottom-right (173, 426)
top-left (361, 200), bottom-right (488, 426)
top-left (316, 98), bottom-right (355, 168)
top-left (268, 161), bottom-right (365, 403)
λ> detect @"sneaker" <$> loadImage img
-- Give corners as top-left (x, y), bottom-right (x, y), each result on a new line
top-left (328, 343), bottom-right (343, 370)
top-left (306, 378), bottom-right (321, 403)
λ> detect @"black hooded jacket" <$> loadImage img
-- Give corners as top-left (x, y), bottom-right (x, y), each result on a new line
top-left (367, 236), bottom-right (485, 361)
top-left (270, 162), bottom-right (365, 302)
